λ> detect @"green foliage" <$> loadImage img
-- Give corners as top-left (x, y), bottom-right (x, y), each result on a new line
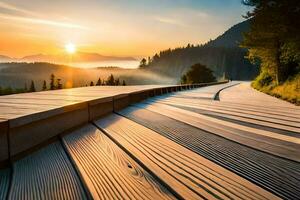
top-left (241, 0), bottom-right (300, 84)
top-left (0, 86), bottom-right (27, 96)
top-left (181, 63), bottom-right (216, 84)
top-left (252, 71), bottom-right (273, 88)
top-left (252, 73), bottom-right (300, 105)
top-left (139, 20), bottom-right (258, 80)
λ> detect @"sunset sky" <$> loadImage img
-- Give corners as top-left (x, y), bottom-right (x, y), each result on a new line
top-left (0, 0), bottom-right (249, 58)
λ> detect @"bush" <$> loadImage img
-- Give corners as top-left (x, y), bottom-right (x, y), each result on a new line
top-left (181, 63), bottom-right (216, 84)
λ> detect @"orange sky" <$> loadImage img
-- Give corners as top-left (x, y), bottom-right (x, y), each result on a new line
top-left (0, 0), bottom-right (249, 58)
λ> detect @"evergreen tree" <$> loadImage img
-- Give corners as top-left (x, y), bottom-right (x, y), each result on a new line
top-left (241, 0), bottom-right (300, 84)
top-left (96, 78), bottom-right (101, 86)
top-left (106, 74), bottom-right (115, 85)
top-left (29, 80), bottom-right (36, 92)
top-left (50, 74), bottom-right (56, 90)
top-left (114, 78), bottom-right (120, 86)
top-left (90, 81), bottom-right (95, 86)
top-left (42, 80), bottom-right (47, 91)
top-left (122, 80), bottom-right (126, 86)
top-left (139, 58), bottom-right (147, 68)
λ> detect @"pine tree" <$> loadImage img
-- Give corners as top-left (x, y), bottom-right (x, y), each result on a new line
top-left (42, 80), bottom-right (47, 91)
top-left (90, 81), bottom-right (94, 86)
top-left (241, 0), bottom-right (300, 84)
top-left (106, 74), bottom-right (115, 86)
top-left (29, 80), bottom-right (36, 92)
top-left (122, 80), bottom-right (126, 86)
top-left (114, 78), bottom-right (120, 86)
top-left (139, 58), bottom-right (147, 68)
top-left (50, 74), bottom-right (56, 90)
top-left (96, 78), bottom-right (101, 86)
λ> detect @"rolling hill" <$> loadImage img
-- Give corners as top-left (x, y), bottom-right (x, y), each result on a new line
top-left (143, 20), bottom-right (258, 80)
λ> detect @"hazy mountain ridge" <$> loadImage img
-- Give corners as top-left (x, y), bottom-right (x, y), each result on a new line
top-left (143, 20), bottom-right (258, 80)
top-left (0, 52), bottom-right (136, 63)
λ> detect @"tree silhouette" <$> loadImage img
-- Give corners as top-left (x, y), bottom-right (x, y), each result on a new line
top-left (50, 74), bottom-right (56, 90)
top-left (90, 81), bottom-right (95, 86)
top-left (96, 78), bottom-right (101, 86)
top-left (106, 74), bottom-right (115, 85)
top-left (122, 80), bottom-right (126, 86)
top-left (42, 80), bottom-right (47, 91)
top-left (114, 78), bottom-right (120, 86)
top-left (181, 63), bottom-right (216, 84)
top-left (29, 80), bottom-right (36, 92)
top-left (139, 58), bottom-right (147, 68)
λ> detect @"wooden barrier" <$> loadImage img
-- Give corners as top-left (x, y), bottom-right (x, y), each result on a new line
top-left (0, 82), bottom-right (229, 163)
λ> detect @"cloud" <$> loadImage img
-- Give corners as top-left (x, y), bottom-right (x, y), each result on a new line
top-left (154, 16), bottom-right (187, 27)
top-left (0, 1), bottom-right (87, 30)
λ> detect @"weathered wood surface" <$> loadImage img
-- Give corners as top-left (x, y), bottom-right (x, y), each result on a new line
top-left (0, 169), bottom-right (10, 200)
top-left (8, 142), bottom-right (88, 200)
top-left (146, 96), bottom-right (300, 138)
top-left (0, 85), bottom-right (170, 121)
top-left (118, 106), bottom-right (300, 199)
top-left (95, 114), bottom-right (278, 200)
top-left (135, 101), bottom-right (300, 162)
top-left (63, 124), bottom-right (175, 200)
top-left (220, 82), bottom-right (300, 109)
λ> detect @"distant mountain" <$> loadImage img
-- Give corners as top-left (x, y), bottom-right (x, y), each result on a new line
top-left (0, 55), bottom-right (14, 62)
top-left (206, 20), bottom-right (250, 48)
top-left (143, 20), bottom-right (258, 80)
top-left (0, 52), bottom-right (136, 63)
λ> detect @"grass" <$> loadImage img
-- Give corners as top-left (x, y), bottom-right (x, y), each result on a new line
top-left (252, 73), bottom-right (300, 105)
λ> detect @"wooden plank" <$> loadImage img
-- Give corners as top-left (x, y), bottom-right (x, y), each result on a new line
top-left (118, 106), bottom-right (300, 199)
top-left (63, 124), bottom-right (175, 200)
top-left (95, 114), bottom-right (278, 200)
top-left (220, 82), bottom-right (300, 110)
top-left (172, 105), bottom-right (300, 137)
top-left (0, 120), bottom-right (8, 165)
top-left (8, 142), bottom-right (88, 200)
top-left (135, 102), bottom-right (300, 162)
top-left (0, 169), bottom-right (10, 200)
top-left (9, 105), bottom-right (89, 157)
top-left (150, 95), bottom-right (300, 119)
top-left (151, 98), bottom-right (300, 134)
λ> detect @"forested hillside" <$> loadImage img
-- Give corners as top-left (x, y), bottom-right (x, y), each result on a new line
top-left (242, 0), bottom-right (300, 104)
top-left (141, 20), bottom-right (258, 80)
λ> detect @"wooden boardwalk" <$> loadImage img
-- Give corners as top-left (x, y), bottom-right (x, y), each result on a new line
top-left (0, 81), bottom-right (299, 199)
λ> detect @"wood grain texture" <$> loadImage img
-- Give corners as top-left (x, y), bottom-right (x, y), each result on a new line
top-left (118, 106), bottom-right (300, 199)
top-left (135, 102), bottom-right (300, 162)
top-left (0, 169), bottom-right (10, 200)
top-left (95, 114), bottom-right (278, 200)
top-left (8, 142), bottom-right (87, 200)
top-left (63, 124), bottom-right (175, 200)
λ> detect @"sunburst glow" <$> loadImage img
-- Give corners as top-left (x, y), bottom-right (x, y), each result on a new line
top-left (65, 43), bottom-right (76, 54)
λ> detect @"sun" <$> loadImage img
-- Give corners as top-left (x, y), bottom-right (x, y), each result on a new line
top-left (65, 43), bottom-right (76, 54)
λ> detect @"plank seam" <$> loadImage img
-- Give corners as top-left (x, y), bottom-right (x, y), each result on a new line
top-left (92, 120), bottom-right (185, 200)
top-left (58, 135), bottom-right (93, 200)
